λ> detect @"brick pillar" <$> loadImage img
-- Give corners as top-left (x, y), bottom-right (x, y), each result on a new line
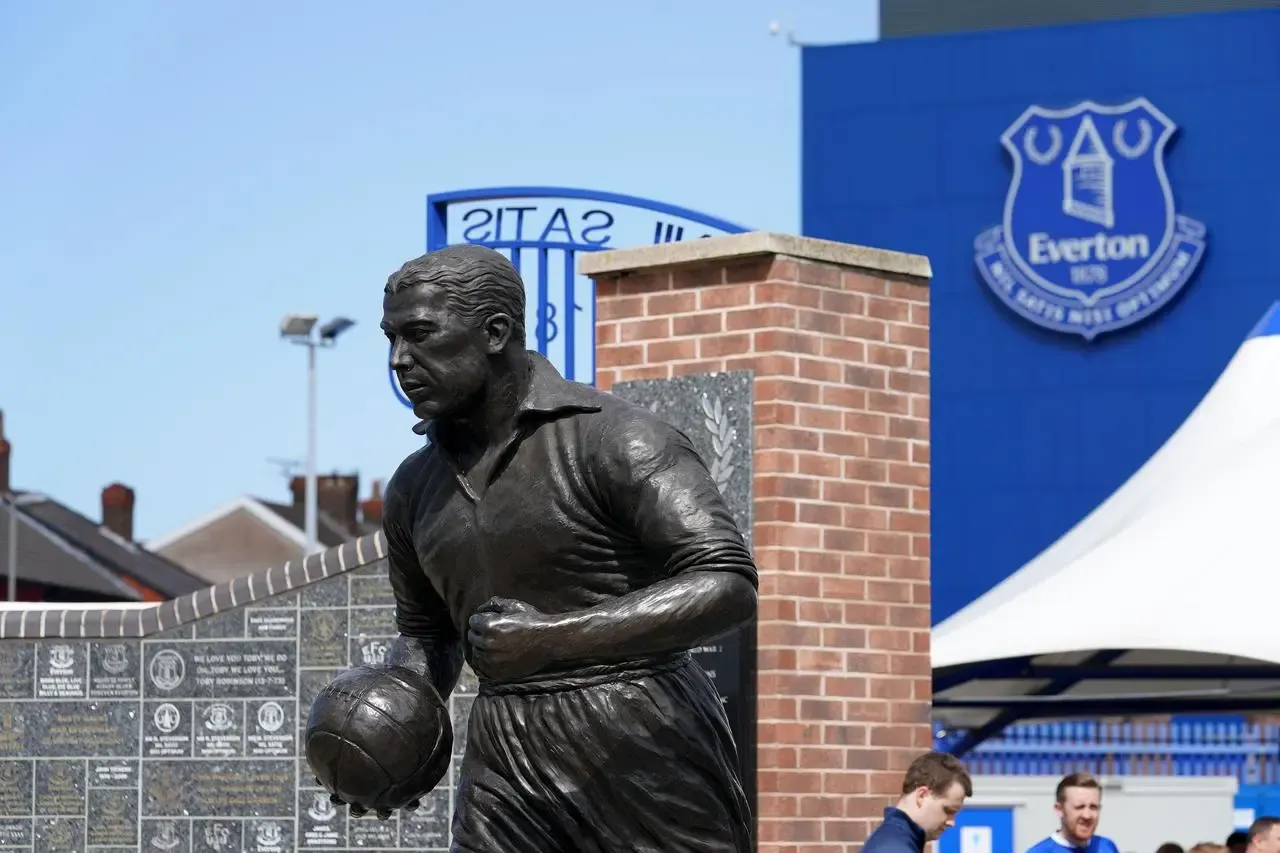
top-left (581, 232), bottom-right (933, 852)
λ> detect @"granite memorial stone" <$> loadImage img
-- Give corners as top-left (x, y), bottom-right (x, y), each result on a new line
top-left (0, 535), bottom-right (465, 852)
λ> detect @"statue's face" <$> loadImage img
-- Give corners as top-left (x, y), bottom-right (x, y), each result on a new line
top-left (382, 283), bottom-right (493, 421)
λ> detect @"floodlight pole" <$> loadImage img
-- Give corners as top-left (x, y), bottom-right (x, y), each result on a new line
top-left (280, 315), bottom-right (355, 556)
top-left (305, 339), bottom-right (318, 556)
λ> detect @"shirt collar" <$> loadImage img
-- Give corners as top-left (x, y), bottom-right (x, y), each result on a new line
top-left (412, 351), bottom-right (602, 436)
top-left (1052, 832), bottom-right (1091, 851)
top-left (884, 807), bottom-right (927, 851)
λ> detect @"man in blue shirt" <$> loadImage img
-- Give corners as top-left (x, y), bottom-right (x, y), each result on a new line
top-left (864, 752), bottom-right (973, 853)
top-left (1245, 817), bottom-right (1280, 853)
top-left (1026, 772), bottom-right (1120, 853)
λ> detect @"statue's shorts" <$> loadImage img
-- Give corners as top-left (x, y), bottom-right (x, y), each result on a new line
top-left (450, 652), bottom-right (754, 853)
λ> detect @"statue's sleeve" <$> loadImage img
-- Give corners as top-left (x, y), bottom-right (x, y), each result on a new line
top-left (383, 468), bottom-right (459, 642)
top-left (593, 408), bottom-right (759, 588)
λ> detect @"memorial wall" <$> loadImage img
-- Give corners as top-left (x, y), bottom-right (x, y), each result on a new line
top-left (0, 371), bottom-right (755, 853)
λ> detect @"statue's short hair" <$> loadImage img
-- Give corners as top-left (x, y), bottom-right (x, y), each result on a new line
top-left (385, 244), bottom-right (526, 347)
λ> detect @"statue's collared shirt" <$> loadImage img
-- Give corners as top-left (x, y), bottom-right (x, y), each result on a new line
top-left (382, 352), bottom-right (759, 665)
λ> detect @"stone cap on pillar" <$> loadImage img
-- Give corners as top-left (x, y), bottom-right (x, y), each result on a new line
top-left (577, 230), bottom-right (932, 282)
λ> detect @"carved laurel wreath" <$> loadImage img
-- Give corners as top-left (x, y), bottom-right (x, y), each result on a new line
top-left (701, 394), bottom-right (737, 495)
top-left (647, 396), bottom-right (736, 495)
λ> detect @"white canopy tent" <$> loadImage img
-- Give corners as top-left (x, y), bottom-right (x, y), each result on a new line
top-left (932, 302), bottom-right (1280, 746)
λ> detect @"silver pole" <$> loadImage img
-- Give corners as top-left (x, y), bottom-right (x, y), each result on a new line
top-left (6, 500), bottom-right (16, 602)
top-left (304, 339), bottom-right (318, 555)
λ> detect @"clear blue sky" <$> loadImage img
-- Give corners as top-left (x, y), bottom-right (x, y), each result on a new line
top-left (0, 0), bottom-right (877, 541)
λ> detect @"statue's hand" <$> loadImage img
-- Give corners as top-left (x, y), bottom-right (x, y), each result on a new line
top-left (317, 783), bottom-right (422, 821)
top-left (467, 597), bottom-right (556, 681)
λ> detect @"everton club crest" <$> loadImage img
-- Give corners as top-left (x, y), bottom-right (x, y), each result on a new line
top-left (974, 97), bottom-right (1207, 339)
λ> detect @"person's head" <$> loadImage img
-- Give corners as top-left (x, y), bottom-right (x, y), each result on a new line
top-left (1157, 843), bottom-right (1185, 853)
top-left (895, 752), bottom-right (973, 841)
top-left (1229, 831), bottom-right (1252, 853)
top-left (1054, 772), bottom-right (1102, 845)
top-left (382, 244), bottom-right (527, 421)
top-left (1247, 818), bottom-right (1280, 853)
top-left (1190, 843), bottom-right (1228, 853)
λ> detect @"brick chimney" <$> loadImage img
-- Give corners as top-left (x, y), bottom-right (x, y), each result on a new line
top-left (0, 411), bottom-right (10, 495)
top-left (101, 483), bottom-right (136, 541)
top-left (360, 479), bottom-right (384, 529)
top-left (290, 473), bottom-right (361, 535)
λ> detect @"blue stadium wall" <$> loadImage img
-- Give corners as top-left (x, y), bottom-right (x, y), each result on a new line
top-left (801, 8), bottom-right (1280, 624)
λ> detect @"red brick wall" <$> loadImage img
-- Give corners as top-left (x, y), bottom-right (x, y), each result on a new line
top-left (592, 253), bottom-right (932, 852)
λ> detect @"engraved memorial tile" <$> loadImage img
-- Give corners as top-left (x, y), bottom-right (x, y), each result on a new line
top-left (0, 705), bottom-right (32, 757)
top-left (194, 609), bottom-right (246, 640)
top-left (142, 760), bottom-right (294, 818)
top-left (349, 574), bottom-right (395, 606)
top-left (37, 642), bottom-right (86, 699)
top-left (246, 608), bottom-right (297, 640)
top-left (349, 634), bottom-right (391, 668)
top-left (143, 700), bottom-right (191, 758)
top-left (89, 642), bottom-right (140, 698)
top-left (139, 819), bottom-right (186, 852)
top-left (399, 788), bottom-right (451, 850)
top-left (0, 643), bottom-right (35, 699)
top-left (299, 611), bottom-right (347, 669)
top-left (40, 702), bottom-right (137, 757)
top-left (349, 813), bottom-right (398, 847)
top-left (246, 699), bottom-right (294, 758)
top-left (246, 818), bottom-right (293, 853)
top-left (139, 763), bottom-right (184, 817)
top-left (299, 788), bottom-right (346, 848)
top-left (86, 788), bottom-right (136, 847)
top-left (144, 642), bottom-right (294, 700)
top-left (298, 670), bottom-right (343, 723)
top-left (349, 606), bottom-right (396, 636)
top-left (89, 759), bottom-right (137, 789)
top-left (194, 701), bottom-right (243, 758)
top-left (300, 573), bottom-right (347, 607)
top-left (193, 818), bottom-right (242, 853)
top-left (0, 760), bottom-right (30, 817)
top-left (0, 818), bottom-right (30, 847)
top-left (35, 760), bottom-right (85, 816)
top-left (35, 816), bottom-right (83, 853)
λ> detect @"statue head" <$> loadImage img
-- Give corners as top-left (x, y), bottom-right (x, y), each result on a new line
top-left (382, 244), bottom-right (526, 421)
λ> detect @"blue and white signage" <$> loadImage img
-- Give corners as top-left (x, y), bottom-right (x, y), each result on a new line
top-left (974, 98), bottom-right (1207, 339)
top-left (391, 187), bottom-right (747, 407)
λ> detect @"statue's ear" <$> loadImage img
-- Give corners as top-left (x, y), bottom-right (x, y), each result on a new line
top-left (483, 313), bottom-right (513, 355)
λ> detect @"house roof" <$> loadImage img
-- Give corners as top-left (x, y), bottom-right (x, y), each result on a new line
top-left (257, 500), bottom-right (359, 548)
top-left (144, 495), bottom-right (364, 554)
top-left (0, 494), bottom-right (143, 599)
top-left (15, 495), bottom-right (206, 599)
